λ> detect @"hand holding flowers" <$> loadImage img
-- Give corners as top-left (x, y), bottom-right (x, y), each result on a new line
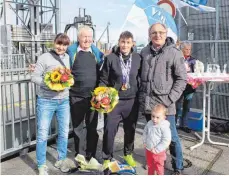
top-left (44, 67), bottom-right (74, 91)
top-left (91, 87), bottom-right (119, 113)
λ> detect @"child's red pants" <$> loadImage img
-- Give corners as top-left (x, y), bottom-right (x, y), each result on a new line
top-left (146, 149), bottom-right (166, 175)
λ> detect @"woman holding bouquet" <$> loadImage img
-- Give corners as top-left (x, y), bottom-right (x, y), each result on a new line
top-left (31, 33), bottom-right (72, 175)
top-left (99, 31), bottom-right (141, 169)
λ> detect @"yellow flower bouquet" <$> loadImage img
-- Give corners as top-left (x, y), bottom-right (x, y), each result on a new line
top-left (91, 87), bottom-right (119, 113)
top-left (44, 67), bottom-right (74, 91)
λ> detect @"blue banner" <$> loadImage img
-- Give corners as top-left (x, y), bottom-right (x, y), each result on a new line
top-left (187, 0), bottom-right (208, 5)
top-left (135, 0), bottom-right (178, 36)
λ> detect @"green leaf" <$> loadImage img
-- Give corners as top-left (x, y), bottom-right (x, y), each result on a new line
top-left (62, 82), bottom-right (69, 87)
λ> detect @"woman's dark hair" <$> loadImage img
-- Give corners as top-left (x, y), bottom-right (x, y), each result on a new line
top-left (54, 33), bottom-right (70, 45)
top-left (119, 31), bottom-right (134, 41)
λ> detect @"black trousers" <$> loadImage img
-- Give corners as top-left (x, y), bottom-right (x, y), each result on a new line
top-left (102, 98), bottom-right (139, 160)
top-left (70, 96), bottom-right (99, 160)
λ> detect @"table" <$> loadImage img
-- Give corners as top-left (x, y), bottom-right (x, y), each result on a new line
top-left (187, 73), bottom-right (229, 150)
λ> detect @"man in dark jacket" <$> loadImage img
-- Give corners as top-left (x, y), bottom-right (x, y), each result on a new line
top-left (176, 42), bottom-right (196, 133)
top-left (67, 25), bottom-right (103, 165)
top-left (139, 23), bottom-right (187, 174)
top-left (99, 31), bottom-right (141, 169)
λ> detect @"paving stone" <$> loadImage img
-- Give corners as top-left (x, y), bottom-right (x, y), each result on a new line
top-left (1, 122), bottom-right (227, 175)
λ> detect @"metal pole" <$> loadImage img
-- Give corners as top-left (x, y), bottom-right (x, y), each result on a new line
top-left (16, 0), bottom-right (18, 25)
top-left (35, 1), bottom-right (40, 60)
top-left (30, 2), bottom-right (35, 63)
top-left (40, 0), bottom-right (43, 24)
top-left (3, 0), bottom-right (12, 55)
top-left (215, 0), bottom-right (219, 62)
top-left (107, 22), bottom-right (110, 43)
top-left (3, 0), bottom-right (7, 25)
top-left (186, 7), bottom-right (189, 40)
top-left (55, 0), bottom-right (60, 34)
top-left (178, 8), bottom-right (182, 39)
top-left (40, 0), bottom-right (45, 53)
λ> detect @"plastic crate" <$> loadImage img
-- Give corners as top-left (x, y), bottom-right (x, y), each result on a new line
top-left (187, 108), bottom-right (203, 131)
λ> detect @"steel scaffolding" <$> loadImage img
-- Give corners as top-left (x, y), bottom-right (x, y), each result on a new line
top-left (1, 0), bottom-right (60, 63)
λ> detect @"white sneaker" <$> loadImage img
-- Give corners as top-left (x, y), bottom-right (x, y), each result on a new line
top-left (75, 154), bottom-right (88, 166)
top-left (38, 165), bottom-right (48, 175)
top-left (87, 157), bottom-right (102, 170)
top-left (54, 158), bottom-right (75, 173)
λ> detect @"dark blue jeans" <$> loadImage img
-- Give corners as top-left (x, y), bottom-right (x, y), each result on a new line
top-left (167, 115), bottom-right (183, 170)
top-left (176, 92), bottom-right (194, 127)
top-left (145, 115), bottom-right (183, 170)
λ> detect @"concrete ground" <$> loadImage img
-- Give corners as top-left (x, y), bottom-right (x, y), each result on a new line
top-left (1, 118), bottom-right (229, 175)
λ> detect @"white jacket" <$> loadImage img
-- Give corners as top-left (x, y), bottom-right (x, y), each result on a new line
top-left (143, 120), bottom-right (171, 153)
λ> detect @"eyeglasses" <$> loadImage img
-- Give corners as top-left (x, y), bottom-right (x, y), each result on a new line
top-left (151, 31), bottom-right (166, 36)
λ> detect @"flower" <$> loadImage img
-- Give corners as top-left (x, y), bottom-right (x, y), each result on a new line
top-left (101, 97), bottom-right (110, 105)
top-left (50, 71), bottom-right (61, 82)
top-left (59, 68), bottom-right (65, 74)
top-left (60, 74), bottom-right (69, 82)
top-left (44, 67), bottom-right (74, 91)
top-left (91, 87), bottom-right (119, 113)
top-left (94, 87), bottom-right (108, 96)
top-left (187, 76), bottom-right (204, 89)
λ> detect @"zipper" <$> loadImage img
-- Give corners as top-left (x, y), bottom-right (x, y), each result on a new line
top-left (166, 61), bottom-right (169, 81)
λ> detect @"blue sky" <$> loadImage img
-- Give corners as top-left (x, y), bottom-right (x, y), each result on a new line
top-left (60, 0), bottom-right (148, 44)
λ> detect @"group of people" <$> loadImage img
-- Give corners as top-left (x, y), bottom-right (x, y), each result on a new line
top-left (31, 22), bottom-right (197, 175)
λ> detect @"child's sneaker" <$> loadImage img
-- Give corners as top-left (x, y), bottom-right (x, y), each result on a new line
top-left (38, 165), bottom-right (48, 175)
top-left (123, 154), bottom-right (136, 167)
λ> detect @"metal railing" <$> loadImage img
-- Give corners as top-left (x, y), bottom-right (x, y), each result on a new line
top-left (0, 54), bottom-right (26, 70)
top-left (0, 79), bottom-right (60, 159)
top-left (1, 68), bottom-right (31, 82)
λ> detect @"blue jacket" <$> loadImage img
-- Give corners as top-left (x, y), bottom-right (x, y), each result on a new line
top-left (67, 42), bottom-right (104, 67)
top-left (185, 55), bottom-right (196, 73)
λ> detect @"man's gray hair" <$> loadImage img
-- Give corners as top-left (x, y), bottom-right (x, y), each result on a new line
top-left (180, 41), bottom-right (192, 49)
top-left (77, 25), bottom-right (93, 38)
top-left (148, 22), bottom-right (168, 37)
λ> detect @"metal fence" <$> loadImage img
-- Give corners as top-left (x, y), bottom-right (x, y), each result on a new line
top-left (1, 68), bottom-right (31, 82)
top-left (0, 78), bottom-right (103, 159)
top-left (175, 0), bottom-right (229, 120)
top-left (0, 79), bottom-right (62, 158)
top-left (1, 54), bottom-right (26, 70)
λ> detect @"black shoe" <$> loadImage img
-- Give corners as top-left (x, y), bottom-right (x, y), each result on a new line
top-left (172, 170), bottom-right (182, 175)
top-left (142, 163), bottom-right (148, 170)
top-left (181, 127), bottom-right (192, 133)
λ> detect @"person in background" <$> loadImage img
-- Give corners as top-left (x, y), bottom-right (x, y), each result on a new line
top-left (143, 104), bottom-right (171, 175)
top-left (99, 31), bottom-right (141, 169)
top-left (139, 23), bottom-right (187, 175)
top-left (133, 40), bottom-right (137, 52)
top-left (175, 40), bottom-right (181, 49)
top-left (31, 33), bottom-right (72, 175)
top-left (176, 42), bottom-right (197, 133)
top-left (67, 25), bottom-right (104, 166)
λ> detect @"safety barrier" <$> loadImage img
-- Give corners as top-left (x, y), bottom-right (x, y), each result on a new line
top-left (0, 79), bottom-right (59, 159)
top-left (0, 54), bottom-right (26, 70)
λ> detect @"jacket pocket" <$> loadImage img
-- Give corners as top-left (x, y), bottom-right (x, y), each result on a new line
top-left (155, 95), bottom-right (172, 107)
top-left (153, 72), bottom-right (173, 95)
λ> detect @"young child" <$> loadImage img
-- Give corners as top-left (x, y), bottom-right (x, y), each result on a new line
top-left (143, 104), bottom-right (171, 175)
